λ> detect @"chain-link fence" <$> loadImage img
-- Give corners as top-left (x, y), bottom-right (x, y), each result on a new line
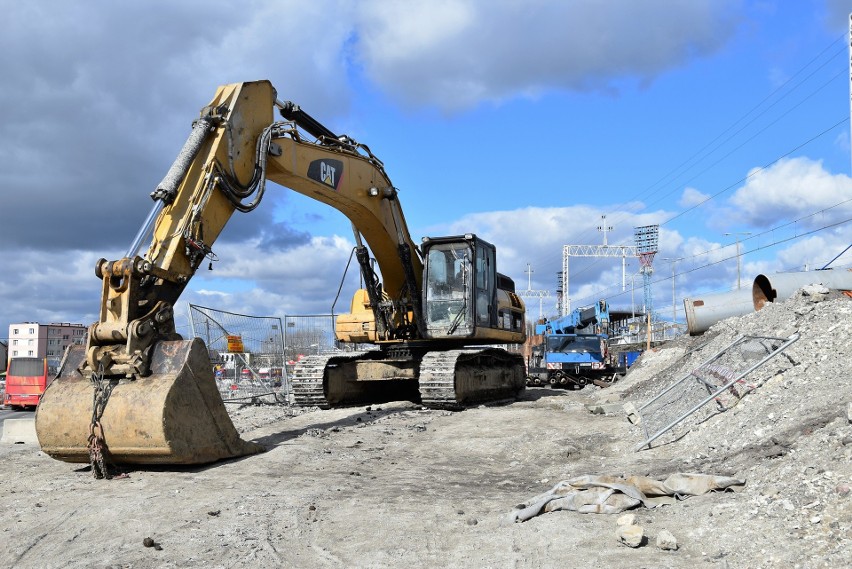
top-left (189, 306), bottom-right (526, 404)
top-left (189, 305), bottom-right (288, 403)
top-left (634, 333), bottom-right (799, 450)
top-left (283, 314), bottom-right (336, 367)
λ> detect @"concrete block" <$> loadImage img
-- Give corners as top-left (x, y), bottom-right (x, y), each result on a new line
top-left (1, 418), bottom-right (38, 444)
top-left (623, 401), bottom-right (641, 425)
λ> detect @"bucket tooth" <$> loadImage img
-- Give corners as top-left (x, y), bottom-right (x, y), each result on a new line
top-left (36, 338), bottom-right (264, 465)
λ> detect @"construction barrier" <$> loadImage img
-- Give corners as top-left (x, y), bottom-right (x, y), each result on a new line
top-left (1, 418), bottom-right (38, 445)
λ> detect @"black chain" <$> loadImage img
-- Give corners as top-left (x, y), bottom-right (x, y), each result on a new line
top-left (88, 366), bottom-right (119, 479)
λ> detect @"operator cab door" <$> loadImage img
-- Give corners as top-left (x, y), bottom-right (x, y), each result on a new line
top-left (474, 240), bottom-right (497, 329)
top-left (423, 234), bottom-right (501, 339)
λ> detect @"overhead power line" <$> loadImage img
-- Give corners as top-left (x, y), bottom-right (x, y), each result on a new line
top-left (564, 30), bottom-right (847, 249)
top-left (662, 115), bottom-right (851, 226)
top-left (570, 215), bottom-right (852, 309)
top-left (517, 30), bottom-right (851, 294)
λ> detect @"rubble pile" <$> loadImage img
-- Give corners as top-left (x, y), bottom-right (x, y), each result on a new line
top-left (605, 288), bottom-right (852, 566)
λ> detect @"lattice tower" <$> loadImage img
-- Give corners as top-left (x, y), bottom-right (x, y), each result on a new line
top-left (634, 225), bottom-right (659, 317)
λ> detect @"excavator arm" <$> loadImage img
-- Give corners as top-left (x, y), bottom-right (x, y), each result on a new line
top-left (87, 80), bottom-right (422, 380)
top-left (265, 111), bottom-right (425, 342)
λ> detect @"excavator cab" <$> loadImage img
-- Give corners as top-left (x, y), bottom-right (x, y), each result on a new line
top-left (423, 237), bottom-right (475, 336)
top-left (422, 235), bottom-right (524, 343)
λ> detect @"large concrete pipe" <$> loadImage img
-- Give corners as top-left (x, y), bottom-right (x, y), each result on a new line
top-left (753, 269), bottom-right (852, 310)
top-left (683, 288), bottom-right (755, 336)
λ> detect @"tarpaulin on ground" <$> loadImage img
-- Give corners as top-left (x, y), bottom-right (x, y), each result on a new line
top-left (507, 473), bottom-right (745, 523)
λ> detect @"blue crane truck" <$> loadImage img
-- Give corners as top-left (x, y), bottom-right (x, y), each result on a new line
top-left (526, 300), bottom-right (631, 389)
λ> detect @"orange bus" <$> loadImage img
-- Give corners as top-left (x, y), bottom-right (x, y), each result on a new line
top-left (4, 357), bottom-right (53, 409)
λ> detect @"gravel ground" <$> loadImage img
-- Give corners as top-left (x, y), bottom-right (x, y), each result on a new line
top-left (0, 289), bottom-right (849, 568)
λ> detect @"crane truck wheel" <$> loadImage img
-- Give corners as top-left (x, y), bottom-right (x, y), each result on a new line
top-left (36, 339), bottom-right (265, 465)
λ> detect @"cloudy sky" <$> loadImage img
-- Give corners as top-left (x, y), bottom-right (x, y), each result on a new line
top-left (2, 0), bottom-right (852, 342)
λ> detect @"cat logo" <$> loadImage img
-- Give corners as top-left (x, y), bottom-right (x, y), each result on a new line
top-left (307, 159), bottom-right (344, 190)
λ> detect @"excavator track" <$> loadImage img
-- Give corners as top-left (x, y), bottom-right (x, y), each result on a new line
top-left (292, 348), bottom-right (525, 410)
top-left (291, 351), bottom-right (370, 408)
top-left (419, 348), bottom-right (526, 410)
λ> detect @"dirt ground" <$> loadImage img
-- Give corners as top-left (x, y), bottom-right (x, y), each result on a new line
top-left (1, 291), bottom-right (850, 569)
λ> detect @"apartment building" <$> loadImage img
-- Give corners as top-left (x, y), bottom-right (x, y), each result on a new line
top-left (7, 322), bottom-right (87, 365)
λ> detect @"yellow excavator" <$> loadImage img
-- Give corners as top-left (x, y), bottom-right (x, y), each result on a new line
top-left (35, 80), bottom-right (526, 467)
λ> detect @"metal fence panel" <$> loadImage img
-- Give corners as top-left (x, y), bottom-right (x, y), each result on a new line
top-left (189, 304), bottom-right (288, 402)
top-left (635, 333), bottom-right (799, 451)
top-left (283, 314), bottom-right (339, 377)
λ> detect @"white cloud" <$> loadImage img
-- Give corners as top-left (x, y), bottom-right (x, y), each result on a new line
top-left (0, 0), bottom-right (792, 336)
top-left (679, 187), bottom-right (711, 208)
top-left (1, 249), bottom-right (105, 331)
top-left (193, 290), bottom-right (230, 298)
top-left (418, 204), bottom-right (686, 311)
top-left (833, 129), bottom-right (850, 155)
top-left (774, 231), bottom-right (852, 272)
top-left (728, 157), bottom-right (852, 228)
top-left (184, 234), bottom-right (359, 314)
top-left (354, 0), bottom-right (741, 111)
top-left (822, 0), bottom-right (852, 29)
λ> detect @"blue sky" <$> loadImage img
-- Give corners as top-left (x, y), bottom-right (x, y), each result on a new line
top-left (1, 0), bottom-right (851, 341)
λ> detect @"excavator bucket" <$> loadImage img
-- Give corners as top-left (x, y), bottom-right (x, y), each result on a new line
top-left (36, 338), bottom-right (264, 465)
